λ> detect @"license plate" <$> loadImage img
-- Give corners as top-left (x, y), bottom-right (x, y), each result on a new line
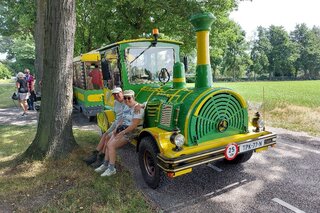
top-left (239, 139), bottom-right (264, 153)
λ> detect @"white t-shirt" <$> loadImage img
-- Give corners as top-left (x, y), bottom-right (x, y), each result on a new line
top-left (122, 104), bottom-right (145, 128)
top-left (106, 100), bottom-right (126, 134)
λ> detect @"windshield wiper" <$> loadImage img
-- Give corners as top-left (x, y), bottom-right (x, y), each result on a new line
top-left (130, 44), bottom-right (153, 65)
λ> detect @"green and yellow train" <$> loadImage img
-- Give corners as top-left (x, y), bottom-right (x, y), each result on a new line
top-left (75, 12), bottom-right (277, 188)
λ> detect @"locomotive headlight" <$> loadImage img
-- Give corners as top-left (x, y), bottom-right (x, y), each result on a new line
top-left (170, 132), bottom-right (185, 151)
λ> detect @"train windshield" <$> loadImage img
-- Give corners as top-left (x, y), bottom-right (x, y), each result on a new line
top-left (126, 47), bottom-right (175, 84)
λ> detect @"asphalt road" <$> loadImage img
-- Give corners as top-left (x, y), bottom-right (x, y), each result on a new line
top-left (118, 128), bottom-right (320, 213)
top-left (1, 108), bottom-right (319, 212)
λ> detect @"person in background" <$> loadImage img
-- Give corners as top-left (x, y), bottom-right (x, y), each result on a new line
top-left (95, 90), bottom-right (145, 177)
top-left (16, 72), bottom-right (29, 116)
top-left (88, 64), bottom-right (103, 89)
top-left (83, 87), bottom-right (125, 167)
top-left (24, 68), bottom-right (36, 110)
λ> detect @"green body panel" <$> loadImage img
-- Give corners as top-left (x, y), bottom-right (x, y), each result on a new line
top-left (134, 86), bottom-right (248, 146)
top-left (195, 64), bottom-right (213, 88)
top-left (173, 62), bottom-right (187, 89)
top-left (73, 87), bottom-right (104, 117)
top-left (190, 12), bottom-right (215, 32)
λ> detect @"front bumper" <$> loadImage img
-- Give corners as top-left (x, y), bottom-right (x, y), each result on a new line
top-left (157, 133), bottom-right (276, 173)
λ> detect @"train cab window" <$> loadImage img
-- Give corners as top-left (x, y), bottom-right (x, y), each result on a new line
top-left (104, 47), bottom-right (121, 89)
top-left (126, 47), bottom-right (175, 84)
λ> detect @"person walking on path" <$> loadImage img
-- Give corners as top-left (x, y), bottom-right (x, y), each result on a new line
top-left (16, 72), bottom-right (29, 116)
top-left (24, 68), bottom-right (36, 110)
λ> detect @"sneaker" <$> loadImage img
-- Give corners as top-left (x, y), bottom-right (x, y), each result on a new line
top-left (83, 151), bottom-right (98, 165)
top-left (101, 168), bottom-right (116, 177)
top-left (94, 164), bottom-right (108, 173)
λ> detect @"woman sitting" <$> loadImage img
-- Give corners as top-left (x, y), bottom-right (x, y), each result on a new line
top-left (95, 90), bottom-right (145, 177)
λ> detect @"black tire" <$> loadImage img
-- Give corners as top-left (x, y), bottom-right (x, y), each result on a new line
top-left (225, 150), bottom-right (253, 164)
top-left (138, 137), bottom-right (163, 189)
top-left (89, 116), bottom-right (96, 122)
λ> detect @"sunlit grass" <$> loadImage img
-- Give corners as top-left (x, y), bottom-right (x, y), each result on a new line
top-left (0, 83), bottom-right (16, 108)
top-left (213, 80), bottom-right (320, 108)
top-left (0, 126), bottom-right (153, 212)
top-left (188, 80), bottom-right (320, 135)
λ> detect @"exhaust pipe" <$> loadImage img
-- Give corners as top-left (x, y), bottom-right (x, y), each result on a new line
top-left (190, 12), bottom-right (215, 89)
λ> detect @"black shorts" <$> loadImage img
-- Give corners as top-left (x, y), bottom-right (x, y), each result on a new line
top-left (116, 125), bottom-right (128, 133)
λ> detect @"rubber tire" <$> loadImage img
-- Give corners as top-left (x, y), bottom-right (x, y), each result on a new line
top-left (89, 116), bottom-right (96, 122)
top-left (138, 137), bottom-right (163, 189)
top-left (225, 150), bottom-right (253, 164)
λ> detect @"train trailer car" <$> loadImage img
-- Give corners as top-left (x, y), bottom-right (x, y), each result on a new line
top-left (95, 12), bottom-right (277, 188)
top-left (73, 53), bottom-right (104, 121)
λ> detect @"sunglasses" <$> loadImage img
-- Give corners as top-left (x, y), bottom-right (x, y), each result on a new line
top-left (124, 96), bottom-right (132, 100)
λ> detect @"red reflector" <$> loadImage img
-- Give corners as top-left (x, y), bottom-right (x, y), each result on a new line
top-left (167, 172), bottom-right (174, 178)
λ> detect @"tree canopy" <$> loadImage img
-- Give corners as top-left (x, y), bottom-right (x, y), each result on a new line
top-left (1, 0), bottom-right (319, 81)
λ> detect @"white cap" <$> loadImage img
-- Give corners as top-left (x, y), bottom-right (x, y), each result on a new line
top-left (123, 90), bottom-right (135, 96)
top-left (112, 87), bottom-right (122, 94)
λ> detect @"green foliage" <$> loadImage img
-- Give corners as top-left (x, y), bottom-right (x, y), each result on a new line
top-left (0, 0), bottom-right (36, 37)
top-left (220, 24), bottom-right (250, 80)
top-left (0, 62), bottom-right (13, 79)
top-left (74, 0), bottom-right (238, 55)
top-left (0, 35), bottom-right (35, 74)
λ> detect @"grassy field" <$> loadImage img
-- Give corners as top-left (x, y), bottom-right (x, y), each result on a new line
top-left (0, 81), bottom-right (16, 108)
top-left (0, 125), bottom-right (153, 212)
top-left (210, 80), bottom-right (320, 136)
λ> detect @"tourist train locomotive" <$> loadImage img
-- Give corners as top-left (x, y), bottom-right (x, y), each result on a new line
top-left (73, 12), bottom-right (277, 188)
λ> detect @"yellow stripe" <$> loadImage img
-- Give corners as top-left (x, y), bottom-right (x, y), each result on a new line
top-left (88, 94), bottom-right (102, 102)
top-left (80, 53), bottom-right (101, 62)
top-left (116, 38), bottom-right (183, 45)
top-left (194, 89), bottom-right (247, 116)
top-left (196, 31), bottom-right (210, 65)
top-left (162, 131), bottom-right (273, 158)
top-left (78, 93), bottom-right (84, 101)
top-left (173, 78), bottom-right (185, 83)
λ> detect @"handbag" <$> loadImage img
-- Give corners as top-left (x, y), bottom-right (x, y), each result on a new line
top-left (12, 92), bottom-right (18, 100)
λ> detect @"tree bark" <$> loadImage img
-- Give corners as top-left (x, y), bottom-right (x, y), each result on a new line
top-left (24, 0), bottom-right (77, 160)
top-left (34, 0), bottom-right (46, 87)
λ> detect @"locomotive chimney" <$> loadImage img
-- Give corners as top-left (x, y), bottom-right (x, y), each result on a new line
top-left (190, 12), bottom-right (215, 89)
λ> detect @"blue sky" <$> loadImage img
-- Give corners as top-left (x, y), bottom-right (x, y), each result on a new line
top-left (230, 0), bottom-right (320, 39)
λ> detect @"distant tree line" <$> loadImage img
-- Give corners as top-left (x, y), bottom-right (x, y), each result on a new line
top-left (0, 0), bottom-right (319, 81)
top-left (248, 24), bottom-right (320, 80)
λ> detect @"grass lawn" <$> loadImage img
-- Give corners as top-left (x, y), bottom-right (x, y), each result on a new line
top-left (0, 125), bottom-right (153, 212)
top-left (0, 82), bottom-right (16, 108)
top-left (211, 80), bottom-right (320, 136)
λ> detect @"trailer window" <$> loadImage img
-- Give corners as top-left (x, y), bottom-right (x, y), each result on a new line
top-left (126, 47), bottom-right (174, 84)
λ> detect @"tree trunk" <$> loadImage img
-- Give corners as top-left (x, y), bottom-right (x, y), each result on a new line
top-left (24, 0), bottom-right (77, 160)
top-left (34, 0), bottom-right (46, 88)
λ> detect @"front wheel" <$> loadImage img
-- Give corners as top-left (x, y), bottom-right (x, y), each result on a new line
top-left (138, 137), bottom-right (163, 189)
